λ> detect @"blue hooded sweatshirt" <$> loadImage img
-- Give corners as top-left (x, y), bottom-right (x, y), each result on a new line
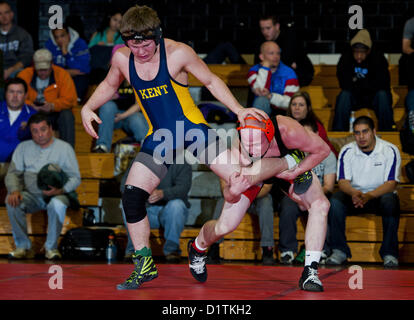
top-left (45, 27), bottom-right (91, 74)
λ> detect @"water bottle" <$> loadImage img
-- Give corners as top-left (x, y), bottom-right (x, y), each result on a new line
top-left (106, 235), bottom-right (117, 264)
top-left (349, 111), bottom-right (356, 132)
top-left (409, 110), bottom-right (414, 133)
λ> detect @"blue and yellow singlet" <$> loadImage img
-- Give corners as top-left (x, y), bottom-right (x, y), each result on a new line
top-left (129, 38), bottom-right (214, 160)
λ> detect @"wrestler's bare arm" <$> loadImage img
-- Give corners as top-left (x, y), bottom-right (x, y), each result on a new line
top-left (80, 49), bottom-right (128, 138)
top-left (83, 50), bottom-right (127, 112)
top-left (278, 116), bottom-right (330, 175)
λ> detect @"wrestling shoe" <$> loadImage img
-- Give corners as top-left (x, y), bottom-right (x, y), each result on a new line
top-left (299, 261), bottom-right (324, 292)
top-left (188, 239), bottom-right (208, 283)
top-left (290, 149), bottom-right (313, 194)
top-left (116, 253), bottom-right (158, 290)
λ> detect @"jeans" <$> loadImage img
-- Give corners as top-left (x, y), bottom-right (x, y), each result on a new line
top-left (124, 199), bottom-right (189, 256)
top-left (252, 96), bottom-right (273, 117)
top-left (96, 100), bottom-right (149, 151)
top-left (6, 192), bottom-right (69, 250)
top-left (203, 42), bottom-right (246, 64)
top-left (332, 90), bottom-right (395, 131)
top-left (212, 194), bottom-right (275, 248)
top-left (278, 195), bottom-right (331, 254)
top-left (328, 191), bottom-right (400, 259)
top-left (278, 196), bottom-right (305, 253)
top-left (72, 74), bottom-right (89, 103)
top-left (406, 89), bottom-right (414, 113)
top-left (48, 109), bottom-right (75, 148)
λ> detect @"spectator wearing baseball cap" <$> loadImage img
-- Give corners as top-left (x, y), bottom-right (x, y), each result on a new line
top-left (16, 48), bottom-right (77, 147)
top-left (332, 29), bottom-right (395, 131)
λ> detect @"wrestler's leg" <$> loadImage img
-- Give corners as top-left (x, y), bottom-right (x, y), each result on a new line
top-left (196, 195), bottom-right (251, 248)
top-left (289, 173), bottom-right (329, 254)
top-left (117, 160), bottom-right (163, 290)
top-left (288, 172), bottom-right (329, 292)
top-left (124, 161), bottom-right (161, 250)
top-left (188, 184), bottom-right (261, 283)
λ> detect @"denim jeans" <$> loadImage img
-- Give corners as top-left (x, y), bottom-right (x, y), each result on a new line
top-left (278, 195), bottom-right (305, 254)
top-left (96, 100), bottom-right (149, 151)
top-left (406, 89), bottom-right (414, 113)
top-left (212, 194), bottom-right (275, 248)
top-left (332, 90), bottom-right (395, 131)
top-left (328, 191), bottom-right (400, 259)
top-left (48, 109), bottom-right (75, 148)
top-left (72, 74), bottom-right (89, 103)
top-left (6, 192), bottom-right (69, 250)
top-left (203, 42), bottom-right (245, 64)
top-left (123, 199), bottom-right (189, 256)
top-left (277, 195), bottom-right (330, 254)
top-left (252, 96), bottom-right (273, 117)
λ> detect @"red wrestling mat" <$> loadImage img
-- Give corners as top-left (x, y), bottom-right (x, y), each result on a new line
top-left (0, 263), bottom-right (413, 300)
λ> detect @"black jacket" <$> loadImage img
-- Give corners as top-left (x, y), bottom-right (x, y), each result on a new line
top-left (337, 45), bottom-right (391, 97)
top-left (37, 163), bottom-right (80, 210)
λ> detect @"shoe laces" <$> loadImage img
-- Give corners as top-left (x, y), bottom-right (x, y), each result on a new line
top-left (126, 270), bottom-right (139, 284)
top-left (190, 255), bottom-right (207, 274)
top-left (305, 267), bottom-right (322, 286)
top-left (294, 171), bottom-right (311, 183)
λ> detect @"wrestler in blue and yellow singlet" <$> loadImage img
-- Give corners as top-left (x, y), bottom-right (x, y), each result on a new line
top-left (129, 38), bottom-right (217, 170)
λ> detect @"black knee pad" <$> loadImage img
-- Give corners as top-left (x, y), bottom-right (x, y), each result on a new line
top-left (122, 185), bottom-right (150, 223)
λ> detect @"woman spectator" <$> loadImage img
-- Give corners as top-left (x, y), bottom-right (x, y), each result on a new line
top-left (88, 9), bottom-right (124, 48)
top-left (287, 91), bottom-right (338, 157)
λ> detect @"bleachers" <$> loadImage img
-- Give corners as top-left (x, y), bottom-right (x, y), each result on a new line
top-left (1, 61), bottom-right (412, 264)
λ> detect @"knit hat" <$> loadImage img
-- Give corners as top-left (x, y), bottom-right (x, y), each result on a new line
top-left (33, 49), bottom-right (53, 70)
top-left (350, 29), bottom-right (372, 49)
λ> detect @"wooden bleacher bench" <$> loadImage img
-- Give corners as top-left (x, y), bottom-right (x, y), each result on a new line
top-left (0, 153), bottom-right (114, 255)
top-left (106, 212), bottom-right (414, 263)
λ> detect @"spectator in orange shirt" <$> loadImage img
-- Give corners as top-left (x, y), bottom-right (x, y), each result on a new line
top-left (17, 49), bottom-right (77, 147)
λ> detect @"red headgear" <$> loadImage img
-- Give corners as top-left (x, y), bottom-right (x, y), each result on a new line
top-left (237, 117), bottom-right (275, 143)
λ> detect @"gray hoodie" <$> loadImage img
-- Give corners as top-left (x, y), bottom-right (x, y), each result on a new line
top-left (0, 24), bottom-right (34, 69)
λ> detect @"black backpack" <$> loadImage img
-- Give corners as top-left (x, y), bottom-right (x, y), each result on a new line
top-left (59, 227), bottom-right (116, 260)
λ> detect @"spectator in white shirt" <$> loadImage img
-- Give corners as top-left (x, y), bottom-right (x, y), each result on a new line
top-left (326, 116), bottom-right (401, 268)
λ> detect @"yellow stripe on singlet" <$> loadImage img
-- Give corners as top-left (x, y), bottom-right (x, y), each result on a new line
top-left (170, 80), bottom-right (209, 126)
top-left (133, 89), bottom-right (153, 137)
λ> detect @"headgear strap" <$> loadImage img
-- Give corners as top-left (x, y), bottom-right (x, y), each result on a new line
top-left (121, 26), bottom-right (163, 46)
top-left (237, 117), bottom-right (275, 143)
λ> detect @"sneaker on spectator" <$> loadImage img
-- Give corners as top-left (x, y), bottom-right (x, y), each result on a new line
top-left (45, 249), bottom-right (62, 260)
top-left (280, 251), bottom-right (294, 265)
top-left (93, 145), bottom-right (108, 153)
top-left (8, 248), bottom-right (35, 259)
top-left (319, 250), bottom-right (329, 265)
top-left (383, 255), bottom-right (399, 268)
top-left (165, 251), bottom-right (181, 263)
top-left (325, 249), bottom-right (347, 265)
top-left (262, 246), bottom-right (275, 265)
